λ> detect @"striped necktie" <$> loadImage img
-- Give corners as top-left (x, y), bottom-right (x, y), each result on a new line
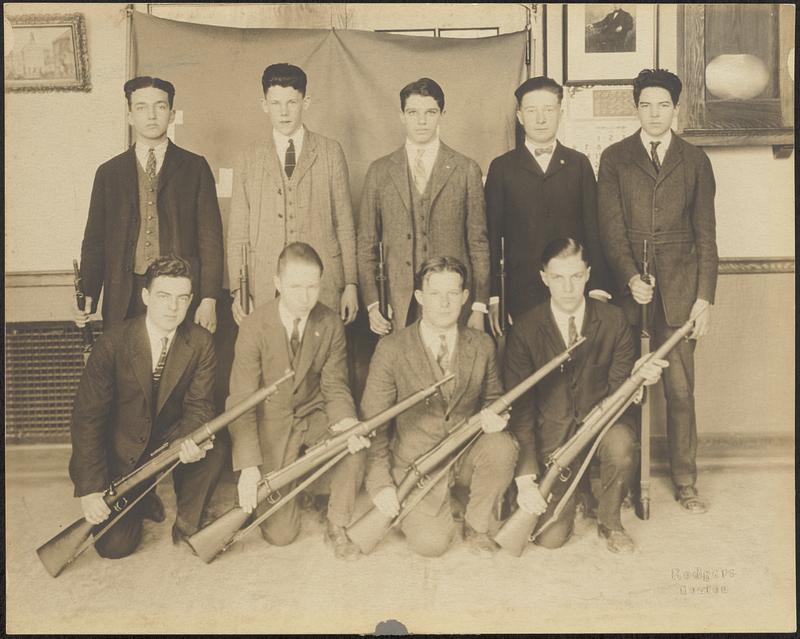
top-left (146, 147), bottom-right (157, 181)
top-left (568, 316), bottom-right (578, 347)
top-left (289, 317), bottom-right (301, 359)
top-left (436, 334), bottom-right (450, 372)
top-left (649, 141), bottom-right (661, 173)
top-left (152, 336), bottom-right (169, 389)
top-left (285, 139), bottom-right (296, 179)
top-left (413, 148), bottom-right (428, 193)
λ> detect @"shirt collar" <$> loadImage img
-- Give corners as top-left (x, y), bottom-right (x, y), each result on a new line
top-left (640, 127), bottom-right (672, 152)
top-left (405, 136), bottom-right (440, 156)
top-left (135, 139), bottom-right (168, 160)
top-left (550, 297), bottom-right (586, 331)
top-left (419, 318), bottom-right (457, 348)
top-left (278, 299), bottom-right (311, 333)
top-left (524, 138), bottom-right (557, 156)
top-left (145, 316), bottom-right (177, 345)
top-left (273, 125), bottom-right (305, 150)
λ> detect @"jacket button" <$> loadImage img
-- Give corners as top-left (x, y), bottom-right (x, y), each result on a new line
top-left (654, 207), bottom-right (660, 212)
top-left (138, 436), bottom-right (146, 443)
top-left (655, 227), bottom-right (661, 232)
top-left (406, 260), bottom-right (411, 266)
top-left (278, 213), bottom-right (283, 218)
top-left (406, 233), bottom-right (411, 240)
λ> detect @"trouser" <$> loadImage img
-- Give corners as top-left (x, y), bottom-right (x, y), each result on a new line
top-left (257, 421), bottom-right (366, 547)
top-left (93, 435), bottom-right (228, 559)
top-left (535, 420), bottom-right (637, 549)
top-left (394, 431), bottom-right (518, 558)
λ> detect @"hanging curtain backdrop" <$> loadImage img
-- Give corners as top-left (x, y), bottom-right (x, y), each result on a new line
top-left (132, 13), bottom-right (526, 286)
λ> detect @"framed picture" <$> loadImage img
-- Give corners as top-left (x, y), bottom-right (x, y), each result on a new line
top-left (4, 13), bottom-right (91, 93)
top-left (563, 4), bottom-right (658, 85)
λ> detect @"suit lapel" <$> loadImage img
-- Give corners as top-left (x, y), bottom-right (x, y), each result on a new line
top-left (630, 131), bottom-right (658, 181)
top-left (263, 301), bottom-right (292, 379)
top-left (290, 128), bottom-right (318, 184)
top-left (124, 146), bottom-right (140, 209)
top-left (517, 145), bottom-right (545, 177)
top-left (428, 143), bottom-right (456, 206)
top-left (655, 134), bottom-right (684, 185)
top-left (251, 138), bottom-right (282, 248)
top-left (155, 324), bottom-right (194, 416)
top-left (543, 141), bottom-right (568, 179)
top-left (157, 140), bottom-right (184, 195)
top-left (539, 305), bottom-right (568, 355)
top-left (292, 304), bottom-right (323, 392)
top-left (127, 317), bottom-right (155, 415)
top-left (447, 327), bottom-right (478, 413)
top-left (388, 147), bottom-right (411, 213)
top-left (403, 323), bottom-right (446, 411)
top-left (572, 299), bottom-right (600, 381)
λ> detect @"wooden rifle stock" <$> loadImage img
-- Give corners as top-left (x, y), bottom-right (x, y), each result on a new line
top-left (638, 239), bottom-right (652, 520)
top-left (35, 370), bottom-right (293, 577)
top-left (499, 237), bottom-right (507, 334)
top-left (346, 337), bottom-right (586, 555)
top-left (494, 311), bottom-right (702, 556)
top-left (239, 244), bottom-right (250, 315)
top-left (377, 241), bottom-right (389, 320)
top-left (72, 259), bottom-right (94, 364)
top-left (186, 374), bottom-right (454, 564)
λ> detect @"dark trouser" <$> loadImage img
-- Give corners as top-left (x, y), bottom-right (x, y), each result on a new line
top-left (94, 436), bottom-right (228, 559)
top-left (394, 432), bottom-right (518, 558)
top-left (126, 273), bottom-right (149, 320)
top-left (535, 421), bottom-right (637, 549)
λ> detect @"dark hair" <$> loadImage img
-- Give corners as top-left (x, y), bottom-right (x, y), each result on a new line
top-left (277, 242), bottom-right (324, 276)
top-left (124, 76), bottom-right (176, 108)
top-left (514, 76), bottom-right (563, 106)
top-left (632, 68), bottom-right (682, 106)
top-left (144, 256), bottom-right (193, 289)
top-left (262, 63), bottom-right (308, 96)
top-left (400, 77), bottom-right (445, 112)
top-left (540, 238), bottom-right (588, 271)
top-left (414, 256), bottom-right (467, 290)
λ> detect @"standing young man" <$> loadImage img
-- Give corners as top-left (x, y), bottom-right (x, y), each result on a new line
top-left (485, 76), bottom-right (610, 335)
top-left (597, 69), bottom-right (718, 513)
top-left (227, 63), bottom-right (358, 327)
top-left (357, 78), bottom-right (490, 336)
top-left (76, 77), bottom-right (223, 332)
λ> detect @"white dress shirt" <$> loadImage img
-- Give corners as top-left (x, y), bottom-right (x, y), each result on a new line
top-left (419, 318), bottom-right (457, 369)
top-left (640, 128), bottom-right (672, 165)
top-left (135, 139), bottom-right (168, 175)
top-left (550, 297), bottom-right (586, 347)
top-left (404, 137), bottom-right (440, 184)
top-left (278, 300), bottom-right (310, 343)
top-left (145, 316), bottom-right (177, 373)
top-left (273, 126), bottom-right (305, 166)
top-left (525, 138), bottom-right (555, 173)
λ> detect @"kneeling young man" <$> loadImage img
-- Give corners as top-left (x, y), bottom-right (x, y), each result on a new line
top-left (228, 242), bottom-right (365, 560)
top-left (361, 256), bottom-right (517, 557)
top-left (70, 256), bottom-right (226, 559)
top-left (504, 238), bottom-right (666, 553)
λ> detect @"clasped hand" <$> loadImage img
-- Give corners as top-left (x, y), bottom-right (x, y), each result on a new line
top-left (329, 417), bottom-right (371, 454)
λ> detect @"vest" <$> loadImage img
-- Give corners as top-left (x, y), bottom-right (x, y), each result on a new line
top-left (133, 160), bottom-right (160, 274)
top-left (408, 162), bottom-right (435, 270)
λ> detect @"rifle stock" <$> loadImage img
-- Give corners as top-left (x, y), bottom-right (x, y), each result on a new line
top-left (239, 244), bottom-right (250, 315)
top-left (638, 239), bottom-right (652, 521)
top-left (187, 374), bottom-right (454, 564)
top-left (73, 259), bottom-right (94, 364)
top-left (346, 337), bottom-right (586, 555)
top-left (35, 370), bottom-right (293, 577)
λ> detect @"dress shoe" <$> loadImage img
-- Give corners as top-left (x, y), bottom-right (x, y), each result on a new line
top-left (597, 523), bottom-right (635, 554)
top-left (325, 521), bottom-right (361, 561)
top-left (676, 485), bottom-right (708, 514)
top-left (171, 523), bottom-right (193, 548)
top-left (141, 492), bottom-right (166, 523)
top-left (464, 524), bottom-right (499, 557)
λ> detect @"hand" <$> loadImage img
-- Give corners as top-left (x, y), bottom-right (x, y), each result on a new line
top-left (633, 355), bottom-right (669, 385)
top-left (72, 295), bottom-right (94, 328)
top-left (467, 310), bottom-right (486, 332)
top-left (80, 492), bottom-right (111, 525)
top-left (515, 476), bottom-right (548, 515)
top-left (368, 304), bottom-right (393, 336)
top-left (178, 438), bottom-right (211, 464)
top-left (339, 284), bottom-right (359, 326)
top-left (479, 408), bottom-right (508, 434)
top-left (329, 416), bottom-right (359, 433)
top-left (488, 302), bottom-right (504, 338)
top-left (193, 298), bottom-right (217, 334)
top-left (372, 486), bottom-right (401, 518)
top-left (689, 299), bottom-right (711, 340)
top-left (628, 274), bottom-right (655, 305)
top-left (231, 293), bottom-right (254, 326)
top-left (237, 466), bottom-right (262, 514)
top-left (329, 416), bottom-right (370, 452)
top-left (588, 289), bottom-right (612, 303)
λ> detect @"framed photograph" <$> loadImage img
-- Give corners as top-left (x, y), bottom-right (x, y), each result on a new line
top-left (563, 4), bottom-right (658, 85)
top-left (4, 13), bottom-right (91, 93)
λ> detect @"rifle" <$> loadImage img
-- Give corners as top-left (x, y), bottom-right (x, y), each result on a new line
top-left (187, 374), bottom-right (455, 563)
top-left (239, 244), bottom-right (250, 315)
top-left (35, 370), bottom-right (294, 577)
top-left (494, 309), bottom-right (704, 556)
top-left (72, 259), bottom-right (94, 365)
top-left (638, 239), bottom-right (652, 520)
top-left (377, 240), bottom-right (389, 321)
top-left (498, 237), bottom-right (508, 335)
top-left (346, 337), bottom-right (586, 555)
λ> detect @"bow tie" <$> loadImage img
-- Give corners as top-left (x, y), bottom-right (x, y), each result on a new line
top-left (533, 146), bottom-right (554, 157)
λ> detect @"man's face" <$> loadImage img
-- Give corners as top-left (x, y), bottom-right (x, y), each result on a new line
top-left (142, 276), bottom-right (193, 333)
top-left (262, 85), bottom-right (309, 137)
top-left (517, 89), bottom-right (562, 146)
top-left (401, 94), bottom-right (442, 145)
top-left (414, 270), bottom-right (469, 331)
top-left (540, 253), bottom-right (591, 315)
top-left (274, 260), bottom-right (321, 317)
top-left (637, 86), bottom-right (678, 138)
top-left (127, 87), bottom-right (174, 144)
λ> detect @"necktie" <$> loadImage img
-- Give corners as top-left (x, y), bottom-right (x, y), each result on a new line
top-left (649, 141), bottom-right (661, 173)
top-left (285, 139), bottom-right (296, 179)
top-left (146, 147), bottom-right (157, 181)
top-left (534, 145), bottom-right (554, 157)
top-left (152, 336), bottom-right (169, 388)
top-left (289, 317), bottom-right (301, 359)
top-left (567, 316), bottom-right (578, 347)
top-left (413, 148), bottom-right (428, 193)
top-left (436, 334), bottom-right (450, 372)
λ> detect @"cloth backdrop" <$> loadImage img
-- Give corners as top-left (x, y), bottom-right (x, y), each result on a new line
top-left (132, 12), bottom-right (526, 289)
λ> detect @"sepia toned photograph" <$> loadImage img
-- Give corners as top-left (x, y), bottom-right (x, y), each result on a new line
top-left (4, 2), bottom-right (796, 636)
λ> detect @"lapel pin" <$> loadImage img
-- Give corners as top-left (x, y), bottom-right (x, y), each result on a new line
top-left (560, 159), bottom-right (565, 165)
top-left (314, 331), bottom-right (320, 338)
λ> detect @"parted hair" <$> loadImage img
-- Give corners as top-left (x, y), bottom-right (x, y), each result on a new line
top-left (144, 256), bottom-right (193, 289)
top-left (262, 63), bottom-right (308, 96)
top-left (514, 76), bottom-right (563, 105)
top-left (400, 77), bottom-right (445, 112)
top-left (124, 76), bottom-right (176, 108)
top-left (633, 68), bottom-right (682, 106)
top-left (415, 256), bottom-right (468, 290)
top-left (540, 238), bottom-right (588, 271)
top-left (277, 242), bottom-right (324, 276)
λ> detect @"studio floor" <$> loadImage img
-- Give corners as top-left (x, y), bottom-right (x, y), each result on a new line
top-left (5, 447), bottom-right (796, 635)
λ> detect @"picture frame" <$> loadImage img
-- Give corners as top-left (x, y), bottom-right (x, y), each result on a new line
top-left (4, 13), bottom-right (91, 93)
top-left (563, 4), bottom-right (658, 86)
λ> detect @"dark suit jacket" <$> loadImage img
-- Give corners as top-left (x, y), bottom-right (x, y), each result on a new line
top-left (81, 140), bottom-right (224, 327)
top-left (598, 131), bottom-right (718, 326)
top-left (361, 321), bottom-right (503, 512)
top-left (504, 298), bottom-right (634, 477)
top-left (485, 141), bottom-right (610, 319)
top-left (226, 299), bottom-right (356, 474)
top-left (357, 143), bottom-right (490, 327)
top-left (69, 316), bottom-right (216, 497)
